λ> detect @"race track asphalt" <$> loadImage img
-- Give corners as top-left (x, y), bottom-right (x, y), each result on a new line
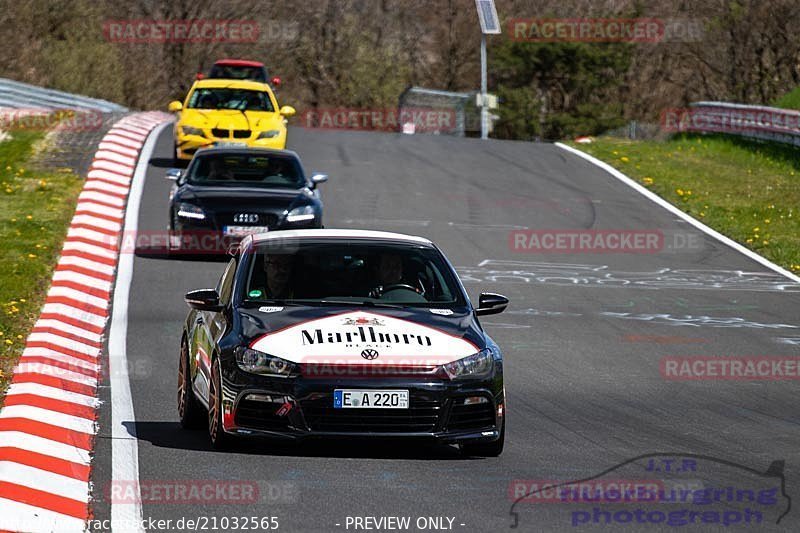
top-left (90, 126), bottom-right (800, 532)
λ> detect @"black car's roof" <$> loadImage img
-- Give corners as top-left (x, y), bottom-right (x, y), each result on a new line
top-left (193, 146), bottom-right (301, 160)
top-left (242, 229), bottom-right (435, 247)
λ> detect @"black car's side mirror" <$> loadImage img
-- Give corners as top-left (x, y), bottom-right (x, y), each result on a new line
top-left (185, 289), bottom-right (223, 311)
top-left (309, 173), bottom-right (328, 189)
top-left (475, 293), bottom-right (509, 316)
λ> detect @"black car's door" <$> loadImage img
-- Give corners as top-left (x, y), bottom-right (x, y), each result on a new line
top-left (191, 258), bottom-right (237, 403)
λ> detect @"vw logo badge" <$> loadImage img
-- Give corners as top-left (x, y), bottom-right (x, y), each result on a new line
top-left (361, 349), bottom-right (379, 360)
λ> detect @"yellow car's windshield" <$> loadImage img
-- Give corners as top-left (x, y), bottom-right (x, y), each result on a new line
top-left (187, 88), bottom-right (274, 112)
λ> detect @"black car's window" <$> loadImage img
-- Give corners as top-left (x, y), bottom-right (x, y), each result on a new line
top-left (243, 240), bottom-right (463, 307)
top-left (208, 65), bottom-right (267, 82)
top-left (217, 258), bottom-right (237, 305)
top-left (186, 88), bottom-right (274, 112)
top-left (187, 154), bottom-right (304, 189)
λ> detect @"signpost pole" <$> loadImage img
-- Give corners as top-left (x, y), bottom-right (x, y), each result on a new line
top-left (480, 33), bottom-right (488, 140)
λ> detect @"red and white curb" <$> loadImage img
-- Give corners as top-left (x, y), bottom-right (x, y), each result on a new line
top-left (0, 112), bottom-right (171, 532)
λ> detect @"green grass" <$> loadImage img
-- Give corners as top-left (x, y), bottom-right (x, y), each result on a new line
top-left (569, 134), bottom-right (800, 275)
top-left (771, 86), bottom-right (800, 110)
top-left (0, 130), bottom-right (83, 405)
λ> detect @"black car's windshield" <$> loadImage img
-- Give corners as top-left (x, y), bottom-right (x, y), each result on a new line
top-left (187, 153), bottom-right (304, 188)
top-left (243, 240), bottom-right (464, 307)
top-left (208, 65), bottom-right (267, 82)
top-left (187, 88), bottom-right (274, 112)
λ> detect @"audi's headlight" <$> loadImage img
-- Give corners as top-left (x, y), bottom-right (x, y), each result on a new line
top-left (182, 126), bottom-right (205, 137)
top-left (442, 349), bottom-right (494, 380)
top-left (177, 203), bottom-right (206, 220)
top-left (285, 205), bottom-right (316, 223)
top-left (235, 347), bottom-right (297, 377)
top-left (258, 129), bottom-right (281, 139)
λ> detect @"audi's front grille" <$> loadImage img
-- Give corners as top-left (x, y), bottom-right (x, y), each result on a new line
top-left (300, 393), bottom-right (442, 433)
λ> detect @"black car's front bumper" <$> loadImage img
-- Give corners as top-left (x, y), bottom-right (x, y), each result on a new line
top-left (218, 360), bottom-right (504, 443)
top-left (169, 218), bottom-right (320, 254)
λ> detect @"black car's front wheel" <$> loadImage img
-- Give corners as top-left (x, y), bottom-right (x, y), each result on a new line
top-left (177, 338), bottom-right (204, 428)
top-left (208, 358), bottom-right (233, 450)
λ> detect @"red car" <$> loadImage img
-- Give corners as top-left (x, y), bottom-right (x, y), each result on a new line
top-left (200, 59), bottom-right (281, 87)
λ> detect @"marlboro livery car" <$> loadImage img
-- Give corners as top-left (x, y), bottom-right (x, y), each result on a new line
top-left (178, 230), bottom-right (509, 455)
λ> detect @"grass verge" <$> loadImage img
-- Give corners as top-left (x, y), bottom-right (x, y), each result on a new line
top-left (0, 129), bottom-right (84, 406)
top-left (568, 133), bottom-right (800, 275)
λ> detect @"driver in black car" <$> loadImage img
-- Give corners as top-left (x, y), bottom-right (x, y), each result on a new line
top-left (264, 254), bottom-right (294, 299)
top-left (369, 253), bottom-right (423, 298)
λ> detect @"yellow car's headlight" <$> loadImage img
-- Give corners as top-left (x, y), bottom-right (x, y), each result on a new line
top-left (257, 129), bottom-right (281, 139)
top-left (182, 126), bottom-right (205, 137)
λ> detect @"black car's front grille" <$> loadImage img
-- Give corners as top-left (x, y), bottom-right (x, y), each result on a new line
top-left (232, 129), bottom-right (251, 139)
top-left (235, 399), bottom-right (292, 431)
top-left (218, 212), bottom-right (279, 227)
top-left (301, 393), bottom-right (442, 433)
top-left (446, 400), bottom-right (495, 431)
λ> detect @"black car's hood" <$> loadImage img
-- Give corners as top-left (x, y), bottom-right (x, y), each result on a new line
top-left (177, 185), bottom-right (312, 210)
top-left (237, 306), bottom-right (484, 365)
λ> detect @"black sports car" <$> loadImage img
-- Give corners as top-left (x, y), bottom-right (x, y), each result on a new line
top-left (167, 147), bottom-right (326, 254)
top-left (178, 230), bottom-right (509, 455)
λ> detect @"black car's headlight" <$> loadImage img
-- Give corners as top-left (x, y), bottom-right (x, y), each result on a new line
top-left (285, 205), bottom-right (316, 223)
top-left (176, 202), bottom-right (206, 220)
top-left (257, 129), bottom-right (281, 139)
top-left (235, 347), bottom-right (297, 377)
top-left (441, 348), bottom-right (494, 380)
top-left (182, 126), bottom-right (205, 137)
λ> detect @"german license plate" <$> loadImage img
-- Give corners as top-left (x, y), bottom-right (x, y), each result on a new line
top-left (223, 226), bottom-right (270, 236)
top-left (333, 390), bottom-right (409, 409)
top-left (214, 142), bottom-right (247, 148)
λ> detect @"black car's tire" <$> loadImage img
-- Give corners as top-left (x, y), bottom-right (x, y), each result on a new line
top-left (177, 339), bottom-right (204, 429)
top-left (208, 358), bottom-right (233, 450)
top-left (461, 417), bottom-right (505, 457)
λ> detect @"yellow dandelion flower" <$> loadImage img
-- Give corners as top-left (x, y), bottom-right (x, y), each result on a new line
top-left (27, 253), bottom-right (36, 259)
top-left (25, 215), bottom-right (32, 220)
top-left (19, 298), bottom-right (25, 303)
top-left (676, 189), bottom-right (684, 196)
top-left (764, 219), bottom-right (770, 224)
top-left (4, 339), bottom-right (12, 345)
top-left (16, 334), bottom-right (22, 339)
top-left (620, 156), bottom-right (630, 163)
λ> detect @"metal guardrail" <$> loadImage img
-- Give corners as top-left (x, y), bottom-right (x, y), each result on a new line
top-left (0, 78), bottom-right (127, 113)
top-left (672, 101), bottom-right (800, 147)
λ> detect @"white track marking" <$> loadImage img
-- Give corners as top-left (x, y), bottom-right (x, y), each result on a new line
top-left (556, 142), bottom-right (800, 283)
top-left (40, 303), bottom-right (107, 328)
top-left (0, 462), bottom-right (91, 499)
top-left (0, 499), bottom-right (88, 533)
top-left (0, 431), bottom-right (92, 464)
top-left (0, 406), bottom-right (96, 433)
top-left (5, 383), bottom-right (100, 408)
top-left (109, 120), bottom-right (170, 532)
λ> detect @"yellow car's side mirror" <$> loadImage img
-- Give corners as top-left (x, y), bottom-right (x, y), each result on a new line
top-left (279, 105), bottom-right (296, 117)
top-left (168, 101), bottom-right (183, 112)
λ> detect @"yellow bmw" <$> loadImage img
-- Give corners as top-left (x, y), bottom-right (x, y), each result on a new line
top-left (168, 79), bottom-right (296, 162)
